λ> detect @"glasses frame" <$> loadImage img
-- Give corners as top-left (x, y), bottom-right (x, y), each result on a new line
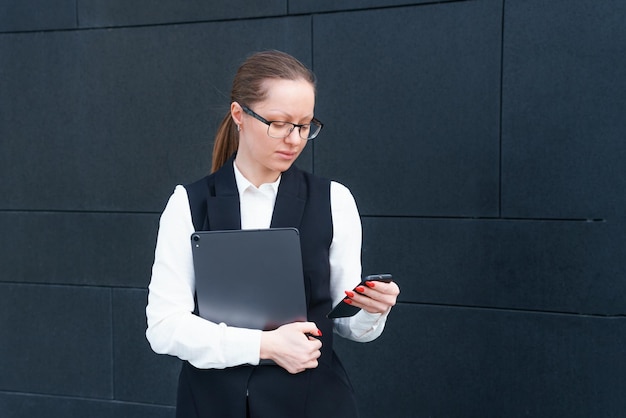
top-left (240, 105), bottom-right (323, 140)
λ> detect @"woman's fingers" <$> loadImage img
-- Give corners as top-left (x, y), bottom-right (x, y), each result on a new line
top-left (345, 281), bottom-right (400, 314)
top-left (260, 322), bottom-right (322, 374)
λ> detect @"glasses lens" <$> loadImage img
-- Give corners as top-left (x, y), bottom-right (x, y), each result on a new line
top-left (267, 121), bottom-right (323, 140)
top-left (304, 122), bottom-right (322, 140)
top-left (267, 122), bottom-right (292, 139)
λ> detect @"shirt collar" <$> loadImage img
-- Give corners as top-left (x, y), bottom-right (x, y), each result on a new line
top-left (233, 160), bottom-right (281, 197)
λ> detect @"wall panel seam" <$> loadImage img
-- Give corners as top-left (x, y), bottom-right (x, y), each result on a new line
top-left (400, 301), bottom-right (626, 318)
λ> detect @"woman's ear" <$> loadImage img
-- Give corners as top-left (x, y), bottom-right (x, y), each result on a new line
top-left (231, 102), bottom-right (243, 129)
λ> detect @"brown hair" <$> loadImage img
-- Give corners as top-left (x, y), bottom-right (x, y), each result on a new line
top-left (211, 50), bottom-right (317, 172)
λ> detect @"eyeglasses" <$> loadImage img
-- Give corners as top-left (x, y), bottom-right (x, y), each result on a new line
top-left (241, 105), bottom-right (323, 140)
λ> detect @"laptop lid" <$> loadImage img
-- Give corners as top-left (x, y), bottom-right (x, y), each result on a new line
top-left (191, 228), bottom-right (307, 331)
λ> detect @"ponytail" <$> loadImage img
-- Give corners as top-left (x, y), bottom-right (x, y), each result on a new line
top-left (211, 111), bottom-right (238, 173)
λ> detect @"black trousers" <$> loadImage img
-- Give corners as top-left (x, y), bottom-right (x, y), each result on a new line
top-left (176, 352), bottom-right (359, 418)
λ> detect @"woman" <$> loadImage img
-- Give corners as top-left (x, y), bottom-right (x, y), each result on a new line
top-left (146, 50), bottom-right (400, 417)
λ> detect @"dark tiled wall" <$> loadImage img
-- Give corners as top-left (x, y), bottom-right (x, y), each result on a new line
top-left (1, 0), bottom-right (625, 417)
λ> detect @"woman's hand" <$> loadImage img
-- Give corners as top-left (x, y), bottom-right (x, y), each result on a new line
top-left (344, 280), bottom-right (400, 314)
top-left (260, 322), bottom-right (322, 374)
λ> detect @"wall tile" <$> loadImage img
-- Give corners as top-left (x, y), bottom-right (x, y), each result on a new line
top-left (290, 0), bottom-right (452, 14)
top-left (501, 0), bottom-right (626, 219)
top-left (335, 304), bottom-right (626, 418)
top-left (78, 0), bottom-right (286, 28)
top-left (361, 217), bottom-right (626, 315)
top-left (0, 284), bottom-right (112, 398)
top-left (0, 392), bottom-right (174, 418)
top-left (0, 0), bottom-right (76, 32)
top-left (313, 0), bottom-right (502, 217)
top-left (113, 289), bottom-right (180, 405)
top-left (0, 212), bottom-right (158, 288)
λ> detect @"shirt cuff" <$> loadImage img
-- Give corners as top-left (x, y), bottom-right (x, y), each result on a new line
top-left (220, 325), bottom-right (263, 367)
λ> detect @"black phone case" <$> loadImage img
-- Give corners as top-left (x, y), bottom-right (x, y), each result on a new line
top-left (327, 274), bottom-right (392, 319)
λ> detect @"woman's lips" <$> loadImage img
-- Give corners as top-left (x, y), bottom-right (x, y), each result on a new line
top-left (276, 151), bottom-right (296, 159)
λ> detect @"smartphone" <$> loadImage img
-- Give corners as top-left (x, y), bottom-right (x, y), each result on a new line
top-left (327, 274), bottom-right (393, 319)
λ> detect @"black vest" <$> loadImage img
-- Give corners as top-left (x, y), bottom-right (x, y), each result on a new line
top-left (177, 159), bottom-right (358, 418)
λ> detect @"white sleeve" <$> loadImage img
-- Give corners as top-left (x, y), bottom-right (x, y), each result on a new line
top-left (329, 181), bottom-right (390, 342)
top-left (145, 185), bottom-right (262, 369)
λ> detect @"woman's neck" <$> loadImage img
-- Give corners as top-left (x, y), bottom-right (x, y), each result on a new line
top-left (233, 157), bottom-right (280, 188)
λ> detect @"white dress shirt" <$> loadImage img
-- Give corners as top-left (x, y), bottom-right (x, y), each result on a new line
top-left (146, 162), bottom-right (389, 369)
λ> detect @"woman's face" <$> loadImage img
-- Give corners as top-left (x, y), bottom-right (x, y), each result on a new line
top-left (233, 78), bottom-right (315, 187)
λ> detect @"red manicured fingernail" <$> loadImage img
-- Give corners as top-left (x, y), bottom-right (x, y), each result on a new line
top-left (365, 281), bottom-right (376, 288)
top-left (345, 290), bottom-right (355, 298)
top-left (317, 329), bottom-right (323, 337)
top-left (356, 286), bottom-right (365, 293)
top-left (344, 298), bottom-right (353, 304)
